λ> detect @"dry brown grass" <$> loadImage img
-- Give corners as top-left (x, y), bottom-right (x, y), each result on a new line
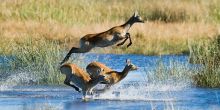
top-left (0, 20), bottom-right (218, 55)
top-left (0, 0), bottom-right (220, 55)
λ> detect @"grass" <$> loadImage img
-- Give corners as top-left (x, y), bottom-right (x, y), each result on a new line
top-left (0, 0), bottom-right (220, 86)
top-left (0, 0), bottom-right (213, 24)
top-left (189, 35), bottom-right (220, 87)
top-left (3, 36), bottom-right (65, 85)
top-left (146, 58), bottom-right (194, 87)
top-left (145, 35), bottom-right (220, 88)
top-left (0, 21), bottom-right (218, 55)
top-left (0, 0), bottom-right (219, 55)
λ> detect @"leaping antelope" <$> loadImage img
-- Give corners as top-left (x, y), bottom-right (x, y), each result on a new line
top-left (60, 12), bottom-right (144, 64)
top-left (86, 59), bottom-right (138, 90)
top-left (60, 63), bottom-right (109, 99)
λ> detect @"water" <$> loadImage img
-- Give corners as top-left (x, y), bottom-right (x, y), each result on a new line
top-left (0, 54), bottom-right (219, 110)
top-left (0, 86), bottom-right (220, 110)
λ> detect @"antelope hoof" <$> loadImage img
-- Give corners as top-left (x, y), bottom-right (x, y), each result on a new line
top-left (77, 90), bottom-right (81, 93)
top-left (89, 91), bottom-right (94, 95)
top-left (117, 43), bottom-right (123, 46)
top-left (75, 88), bottom-right (81, 93)
top-left (127, 43), bottom-right (132, 48)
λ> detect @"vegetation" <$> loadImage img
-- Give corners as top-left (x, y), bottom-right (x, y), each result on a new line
top-left (146, 58), bottom-right (194, 87)
top-left (0, 0), bottom-right (219, 55)
top-left (2, 37), bottom-right (64, 84)
top-left (190, 35), bottom-right (220, 87)
top-left (0, 0), bottom-right (220, 86)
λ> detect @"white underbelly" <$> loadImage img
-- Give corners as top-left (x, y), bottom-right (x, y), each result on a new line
top-left (95, 36), bottom-right (123, 47)
top-left (96, 41), bottom-right (116, 47)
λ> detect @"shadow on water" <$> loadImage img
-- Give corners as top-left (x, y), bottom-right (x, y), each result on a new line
top-left (0, 54), bottom-right (219, 110)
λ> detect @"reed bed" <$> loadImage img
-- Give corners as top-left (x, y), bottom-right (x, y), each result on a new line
top-left (7, 36), bottom-right (64, 84)
top-left (189, 35), bottom-right (220, 87)
top-left (146, 58), bottom-right (195, 87)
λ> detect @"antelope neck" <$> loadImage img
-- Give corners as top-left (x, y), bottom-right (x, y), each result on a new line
top-left (118, 65), bottom-right (130, 79)
top-left (88, 77), bottom-right (102, 87)
top-left (122, 16), bottom-right (136, 31)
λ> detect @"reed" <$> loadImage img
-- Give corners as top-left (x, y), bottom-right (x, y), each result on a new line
top-left (4, 36), bottom-right (64, 84)
top-left (189, 35), bottom-right (220, 87)
top-left (146, 58), bottom-right (193, 86)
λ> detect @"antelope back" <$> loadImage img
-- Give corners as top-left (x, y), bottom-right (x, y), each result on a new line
top-left (86, 62), bottom-right (113, 76)
top-left (60, 63), bottom-right (91, 82)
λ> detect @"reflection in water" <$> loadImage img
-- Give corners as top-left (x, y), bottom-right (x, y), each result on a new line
top-left (64, 101), bottom-right (89, 110)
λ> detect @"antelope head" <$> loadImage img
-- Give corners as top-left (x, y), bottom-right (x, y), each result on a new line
top-left (132, 11), bottom-right (144, 23)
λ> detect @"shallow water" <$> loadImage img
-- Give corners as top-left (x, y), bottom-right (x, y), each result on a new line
top-left (0, 54), bottom-right (219, 110)
top-left (0, 86), bottom-right (220, 110)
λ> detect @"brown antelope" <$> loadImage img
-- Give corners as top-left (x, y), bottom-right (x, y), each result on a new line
top-left (86, 59), bottom-right (138, 90)
top-left (60, 63), bottom-right (109, 99)
top-left (60, 11), bottom-right (144, 64)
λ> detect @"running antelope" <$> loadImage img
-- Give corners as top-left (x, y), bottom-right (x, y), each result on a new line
top-left (86, 59), bottom-right (138, 89)
top-left (60, 11), bottom-right (144, 64)
top-left (60, 63), bottom-right (109, 99)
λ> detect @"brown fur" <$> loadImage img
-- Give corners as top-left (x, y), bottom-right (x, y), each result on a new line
top-left (60, 63), bottom-right (109, 99)
top-left (60, 12), bottom-right (144, 64)
top-left (86, 60), bottom-right (138, 85)
top-left (61, 63), bottom-right (91, 83)
top-left (87, 62), bottom-right (121, 83)
top-left (81, 26), bottom-right (126, 43)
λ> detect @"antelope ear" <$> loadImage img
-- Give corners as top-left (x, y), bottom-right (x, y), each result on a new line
top-left (126, 59), bottom-right (131, 65)
top-left (134, 11), bottom-right (138, 17)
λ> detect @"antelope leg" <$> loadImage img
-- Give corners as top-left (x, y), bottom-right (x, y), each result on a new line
top-left (64, 77), bottom-right (81, 93)
top-left (117, 33), bottom-right (130, 46)
top-left (117, 37), bottom-right (128, 46)
top-left (127, 34), bottom-right (132, 48)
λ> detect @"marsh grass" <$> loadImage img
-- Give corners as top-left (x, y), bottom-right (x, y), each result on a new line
top-left (0, 35), bottom-right (97, 85)
top-left (146, 58), bottom-right (193, 86)
top-left (0, 0), bottom-right (213, 24)
top-left (5, 36), bottom-right (65, 84)
top-left (0, 0), bottom-right (219, 55)
top-left (189, 35), bottom-right (220, 87)
top-left (210, 1), bottom-right (220, 23)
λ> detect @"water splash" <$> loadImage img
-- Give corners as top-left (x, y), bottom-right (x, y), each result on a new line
top-left (93, 80), bottom-right (188, 101)
top-left (92, 65), bottom-right (191, 101)
top-left (0, 71), bottom-right (39, 91)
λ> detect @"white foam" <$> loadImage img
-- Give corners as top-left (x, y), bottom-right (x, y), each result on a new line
top-left (0, 71), bottom-right (39, 91)
top-left (93, 81), bottom-right (187, 101)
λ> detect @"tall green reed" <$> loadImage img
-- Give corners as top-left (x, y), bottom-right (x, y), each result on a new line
top-left (189, 35), bottom-right (220, 87)
top-left (8, 36), bottom-right (64, 84)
